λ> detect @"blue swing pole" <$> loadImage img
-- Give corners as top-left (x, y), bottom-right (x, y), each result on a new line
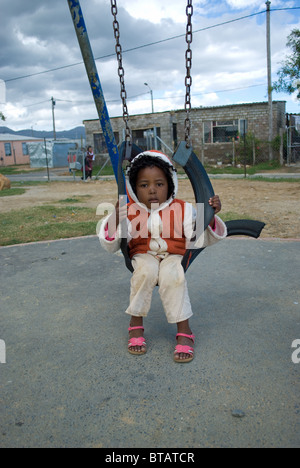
top-left (67, 0), bottom-right (120, 182)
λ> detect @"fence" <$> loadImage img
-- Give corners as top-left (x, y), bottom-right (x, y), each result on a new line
top-left (93, 125), bottom-right (296, 176)
top-left (287, 114), bottom-right (300, 165)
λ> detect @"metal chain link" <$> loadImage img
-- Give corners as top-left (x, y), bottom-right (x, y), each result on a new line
top-left (110, 0), bottom-right (132, 143)
top-left (184, 0), bottom-right (193, 148)
top-left (111, 0), bottom-right (192, 147)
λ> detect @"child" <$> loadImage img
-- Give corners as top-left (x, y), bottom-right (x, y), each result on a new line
top-left (99, 151), bottom-right (227, 363)
top-left (82, 146), bottom-right (94, 180)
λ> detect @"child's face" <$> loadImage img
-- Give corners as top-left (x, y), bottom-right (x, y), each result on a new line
top-left (135, 166), bottom-right (169, 209)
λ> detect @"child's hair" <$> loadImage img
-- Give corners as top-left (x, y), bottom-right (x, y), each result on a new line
top-left (127, 155), bottom-right (176, 199)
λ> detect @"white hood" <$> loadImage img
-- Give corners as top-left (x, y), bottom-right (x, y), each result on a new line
top-left (125, 150), bottom-right (178, 211)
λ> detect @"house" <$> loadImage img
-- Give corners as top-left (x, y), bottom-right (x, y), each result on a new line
top-left (0, 134), bottom-right (43, 167)
top-left (83, 101), bottom-right (286, 164)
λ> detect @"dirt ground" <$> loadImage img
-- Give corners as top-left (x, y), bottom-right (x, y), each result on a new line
top-left (0, 177), bottom-right (300, 239)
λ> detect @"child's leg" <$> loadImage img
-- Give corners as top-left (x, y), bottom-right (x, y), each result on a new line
top-left (126, 254), bottom-right (159, 353)
top-left (158, 255), bottom-right (194, 361)
top-left (125, 254), bottom-right (159, 317)
top-left (158, 255), bottom-right (193, 324)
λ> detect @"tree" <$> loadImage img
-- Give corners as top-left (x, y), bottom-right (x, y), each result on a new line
top-left (0, 111), bottom-right (5, 121)
top-left (273, 29), bottom-right (300, 100)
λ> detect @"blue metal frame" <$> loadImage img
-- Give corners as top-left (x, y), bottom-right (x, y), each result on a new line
top-left (67, 0), bottom-right (121, 182)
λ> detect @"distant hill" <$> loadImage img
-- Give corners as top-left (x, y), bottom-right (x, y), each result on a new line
top-left (0, 125), bottom-right (86, 140)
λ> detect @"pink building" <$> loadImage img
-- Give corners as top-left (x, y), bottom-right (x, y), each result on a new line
top-left (0, 134), bottom-right (43, 167)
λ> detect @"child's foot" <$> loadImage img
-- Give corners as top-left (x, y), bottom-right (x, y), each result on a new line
top-left (128, 323), bottom-right (146, 355)
top-left (174, 333), bottom-right (195, 362)
top-left (174, 320), bottom-right (195, 363)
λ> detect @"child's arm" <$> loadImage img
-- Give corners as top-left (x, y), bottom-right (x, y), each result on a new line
top-left (186, 195), bottom-right (227, 249)
top-left (208, 195), bottom-right (222, 229)
top-left (98, 196), bottom-right (127, 253)
top-left (106, 197), bottom-right (127, 238)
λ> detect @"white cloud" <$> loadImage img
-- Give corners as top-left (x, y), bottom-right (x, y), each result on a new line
top-left (1, 0), bottom-right (300, 132)
top-left (226, 0), bottom-right (264, 8)
top-left (119, 0), bottom-right (206, 24)
top-left (14, 28), bottom-right (47, 49)
top-left (4, 102), bottom-right (27, 123)
top-left (0, 80), bottom-right (6, 105)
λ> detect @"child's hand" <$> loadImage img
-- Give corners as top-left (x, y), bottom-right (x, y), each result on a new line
top-left (208, 195), bottom-right (221, 228)
top-left (115, 196), bottom-right (127, 225)
top-left (107, 196), bottom-right (127, 237)
top-left (209, 195), bottom-right (221, 214)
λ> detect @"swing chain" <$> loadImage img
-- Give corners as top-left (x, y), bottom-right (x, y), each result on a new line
top-left (111, 0), bottom-right (132, 143)
top-left (184, 0), bottom-right (193, 148)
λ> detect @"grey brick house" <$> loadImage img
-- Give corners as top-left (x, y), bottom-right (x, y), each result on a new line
top-left (83, 101), bottom-right (286, 164)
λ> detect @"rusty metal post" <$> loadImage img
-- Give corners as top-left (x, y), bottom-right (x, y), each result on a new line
top-left (67, 0), bottom-right (120, 181)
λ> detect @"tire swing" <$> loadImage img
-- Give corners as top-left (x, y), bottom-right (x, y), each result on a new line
top-left (110, 0), bottom-right (265, 273)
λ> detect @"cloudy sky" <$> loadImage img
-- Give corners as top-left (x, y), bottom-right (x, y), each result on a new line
top-left (1, 0), bottom-right (300, 132)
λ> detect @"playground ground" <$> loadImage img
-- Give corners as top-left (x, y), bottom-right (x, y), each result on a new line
top-left (0, 175), bottom-right (299, 448)
top-left (0, 238), bottom-right (299, 448)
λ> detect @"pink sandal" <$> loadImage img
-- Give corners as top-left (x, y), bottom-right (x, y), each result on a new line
top-left (128, 326), bottom-right (147, 355)
top-left (174, 333), bottom-right (195, 363)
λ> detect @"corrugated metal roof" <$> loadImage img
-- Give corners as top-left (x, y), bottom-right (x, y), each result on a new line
top-left (0, 134), bottom-right (43, 142)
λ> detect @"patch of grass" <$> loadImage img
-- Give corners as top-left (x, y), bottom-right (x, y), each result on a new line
top-left (0, 205), bottom-right (97, 246)
top-left (12, 181), bottom-right (48, 187)
top-left (75, 165), bottom-right (115, 178)
top-left (205, 166), bottom-right (246, 175)
top-left (0, 166), bottom-right (44, 175)
top-left (248, 176), bottom-right (300, 183)
top-left (219, 211), bottom-right (254, 222)
top-left (0, 188), bottom-right (27, 197)
top-left (57, 198), bottom-right (81, 204)
top-left (56, 195), bottom-right (92, 204)
top-left (205, 160), bottom-right (284, 175)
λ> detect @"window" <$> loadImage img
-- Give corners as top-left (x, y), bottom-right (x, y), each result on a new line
top-left (132, 128), bottom-right (161, 152)
top-left (22, 143), bottom-right (29, 155)
top-left (5, 143), bottom-right (12, 156)
top-left (204, 121), bottom-right (212, 144)
top-left (93, 132), bottom-right (120, 154)
top-left (204, 119), bottom-right (248, 144)
top-left (173, 123), bottom-right (178, 149)
top-left (239, 119), bottom-right (248, 139)
top-left (93, 127), bottom-right (162, 153)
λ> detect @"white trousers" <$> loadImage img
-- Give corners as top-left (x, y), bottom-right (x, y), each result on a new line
top-left (125, 253), bottom-right (193, 324)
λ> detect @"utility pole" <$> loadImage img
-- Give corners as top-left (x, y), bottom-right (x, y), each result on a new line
top-left (266, 1), bottom-right (273, 160)
top-left (144, 83), bottom-right (154, 113)
top-left (51, 97), bottom-right (56, 140)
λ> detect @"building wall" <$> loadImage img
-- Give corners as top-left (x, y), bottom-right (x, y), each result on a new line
top-left (83, 101), bottom-right (286, 164)
top-left (0, 138), bottom-right (43, 167)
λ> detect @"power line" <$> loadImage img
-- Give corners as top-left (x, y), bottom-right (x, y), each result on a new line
top-left (17, 82), bottom-right (266, 110)
top-left (136, 83), bottom-right (267, 101)
top-left (4, 7), bottom-right (299, 84)
top-left (272, 7), bottom-right (300, 12)
top-left (24, 99), bottom-right (51, 108)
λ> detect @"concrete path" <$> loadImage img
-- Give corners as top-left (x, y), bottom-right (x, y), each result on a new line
top-left (6, 167), bottom-right (300, 183)
top-left (0, 236), bottom-right (299, 448)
